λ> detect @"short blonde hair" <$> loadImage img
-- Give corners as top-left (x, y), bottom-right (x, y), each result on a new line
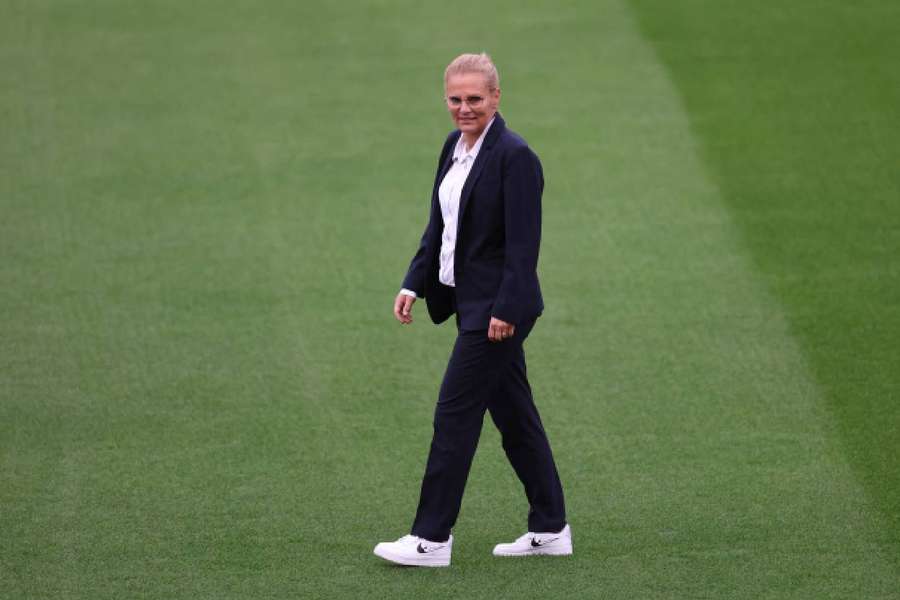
top-left (444, 53), bottom-right (500, 92)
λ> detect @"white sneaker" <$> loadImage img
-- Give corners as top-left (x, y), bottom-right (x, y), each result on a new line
top-left (492, 524), bottom-right (572, 557)
top-left (373, 534), bottom-right (453, 567)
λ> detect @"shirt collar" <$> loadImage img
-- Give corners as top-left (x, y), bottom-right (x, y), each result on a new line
top-left (452, 116), bottom-right (496, 162)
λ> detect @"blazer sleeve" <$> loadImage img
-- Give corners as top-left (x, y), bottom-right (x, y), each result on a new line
top-left (401, 224), bottom-right (429, 297)
top-left (492, 144), bottom-right (543, 324)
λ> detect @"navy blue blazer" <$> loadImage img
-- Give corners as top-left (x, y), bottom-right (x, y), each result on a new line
top-left (401, 114), bottom-right (544, 330)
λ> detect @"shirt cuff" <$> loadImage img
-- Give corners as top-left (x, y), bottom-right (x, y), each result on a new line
top-left (399, 288), bottom-right (417, 299)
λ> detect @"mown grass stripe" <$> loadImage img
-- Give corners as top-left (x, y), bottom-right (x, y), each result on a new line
top-left (629, 0), bottom-right (900, 569)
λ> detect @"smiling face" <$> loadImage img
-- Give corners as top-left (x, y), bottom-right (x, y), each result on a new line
top-left (445, 72), bottom-right (500, 142)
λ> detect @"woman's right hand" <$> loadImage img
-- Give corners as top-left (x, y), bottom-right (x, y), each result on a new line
top-left (394, 293), bottom-right (416, 324)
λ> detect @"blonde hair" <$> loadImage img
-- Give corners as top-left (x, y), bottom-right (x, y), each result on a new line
top-left (444, 53), bottom-right (500, 92)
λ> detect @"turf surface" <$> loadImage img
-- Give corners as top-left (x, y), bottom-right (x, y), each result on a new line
top-left (2, 1), bottom-right (898, 598)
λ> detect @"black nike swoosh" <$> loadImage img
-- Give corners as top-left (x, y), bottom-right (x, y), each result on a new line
top-left (531, 536), bottom-right (560, 547)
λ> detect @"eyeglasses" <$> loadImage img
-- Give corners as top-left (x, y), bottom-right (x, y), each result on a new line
top-left (446, 95), bottom-right (486, 109)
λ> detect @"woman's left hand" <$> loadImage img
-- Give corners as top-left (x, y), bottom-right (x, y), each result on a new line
top-left (488, 317), bottom-right (515, 342)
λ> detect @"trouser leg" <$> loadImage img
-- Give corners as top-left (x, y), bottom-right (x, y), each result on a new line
top-left (410, 322), bottom-right (531, 542)
top-left (487, 343), bottom-right (567, 533)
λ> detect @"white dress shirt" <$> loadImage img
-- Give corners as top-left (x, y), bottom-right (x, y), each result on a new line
top-left (401, 117), bottom-right (495, 298)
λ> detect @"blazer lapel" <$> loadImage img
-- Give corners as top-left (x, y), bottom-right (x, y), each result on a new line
top-left (432, 132), bottom-right (460, 210)
top-left (456, 114), bottom-right (505, 238)
top-left (438, 145), bottom-right (456, 184)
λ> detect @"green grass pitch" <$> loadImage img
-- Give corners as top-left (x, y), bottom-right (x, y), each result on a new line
top-left (2, 1), bottom-right (898, 598)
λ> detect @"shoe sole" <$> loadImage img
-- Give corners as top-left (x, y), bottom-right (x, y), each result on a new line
top-left (493, 545), bottom-right (573, 557)
top-left (373, 546), bottom-right (450, 567)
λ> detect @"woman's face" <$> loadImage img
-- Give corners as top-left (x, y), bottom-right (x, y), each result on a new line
top-left (445, 72), bottom-right (500, 138)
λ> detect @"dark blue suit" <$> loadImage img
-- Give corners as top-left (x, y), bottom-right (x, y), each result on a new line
top-left (402, 114), bottom-right (544, 330)
top-left (402, 114), bottom-right (567, 542)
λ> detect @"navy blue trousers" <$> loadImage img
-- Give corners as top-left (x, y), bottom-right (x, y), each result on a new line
top-left (410, 318), bottom-right (567, 542)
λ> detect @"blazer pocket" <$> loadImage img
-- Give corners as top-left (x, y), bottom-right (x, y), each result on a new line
top-left (480, 247), bottom-right (505, 261)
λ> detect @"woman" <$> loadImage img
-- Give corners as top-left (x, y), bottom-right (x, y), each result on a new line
top-left (374, 53), bottom-right (570, 567)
